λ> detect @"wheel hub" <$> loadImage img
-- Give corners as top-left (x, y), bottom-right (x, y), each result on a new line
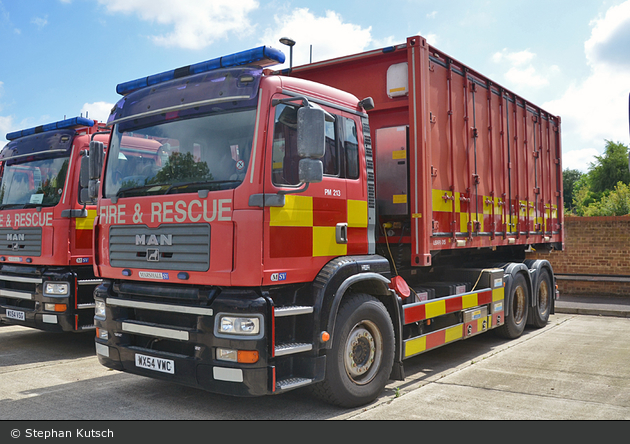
top-left (344, 320), bottom-right (383, 384)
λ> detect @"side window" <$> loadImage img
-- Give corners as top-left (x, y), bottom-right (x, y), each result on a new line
top-left (272, 103), bottom-right (339, 186)
top-left (322, 120), bottom-right (338, 176)
top-left (344, 118), bottom-right (360, 180)
top-left (272, 104), bottom-right (300, 186)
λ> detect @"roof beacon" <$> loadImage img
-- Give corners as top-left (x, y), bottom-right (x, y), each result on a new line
top-left (116, 45), bottom-right (286, 96)
top-left (6, 116), bottom-right (95, 141)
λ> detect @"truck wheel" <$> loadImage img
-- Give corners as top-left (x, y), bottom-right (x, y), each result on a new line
top-left (495, 273), bottom-right (529, 339)
top-left (312, 293), bottom-right (395, 408)
top-left (528, 269), bottom-right (552, 328)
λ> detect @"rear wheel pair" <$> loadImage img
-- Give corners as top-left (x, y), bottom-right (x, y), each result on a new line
top-left (496, 269), bottom-right (552, 339)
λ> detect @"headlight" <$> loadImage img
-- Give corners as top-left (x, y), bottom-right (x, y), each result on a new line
top-left (44, 282), bottom-right (69, 296)
top-left (95, 299), bottom-right (106, 319)
top-left (216, 314), bottom-right (261, 337)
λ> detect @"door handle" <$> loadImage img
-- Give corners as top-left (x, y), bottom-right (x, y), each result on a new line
top-left (336, 223), bottom-right (348, 244)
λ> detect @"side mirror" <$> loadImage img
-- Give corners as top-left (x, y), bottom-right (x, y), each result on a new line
top-left (297, 106), bottom-right (326, 159)
top-left (78, 151), bottom-right (93, 205)
top-left (79, 153), bottom-right (90, 189)
top-left (87, 141), bottom-right (105, 201)
top-left (296, 106), bottom-right (327, 184)
top-left (89, 141), bottom-right (104, 181)
top-left (299, 158), bottom-right (323, 183)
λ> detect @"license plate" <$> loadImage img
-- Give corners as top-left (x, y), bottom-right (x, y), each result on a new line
top-left (6, 309), bottom-right (25, 321)
top-left (135, 353), bottom-right (175, 374)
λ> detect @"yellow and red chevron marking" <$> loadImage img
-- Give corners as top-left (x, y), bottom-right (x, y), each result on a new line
top-left (404, 324), bottom-right (463, 358)
top-left (402, 287), bottom-right (504, 358)
top-left (403, 288), bottom-right (503, 324)
top-left (404, 317), bottom-right (492, 358)
top-left (269, 195), bottom-right (368, 258)
top-left (74, 209), bottom-right (96, 250)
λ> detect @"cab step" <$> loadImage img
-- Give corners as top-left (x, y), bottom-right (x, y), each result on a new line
top-left (275, 342), bottom-right (312, 356)
top-left (276, 377), bottom-right (313, 391)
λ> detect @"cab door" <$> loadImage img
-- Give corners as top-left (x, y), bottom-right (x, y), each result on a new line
top-left (262, 98), bottom-right (365, 286)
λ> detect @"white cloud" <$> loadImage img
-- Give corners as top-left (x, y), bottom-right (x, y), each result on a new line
top-left (492, 48), bottom-right (535, 66)
top-left (81, 102), bottom-right (114, 123)
top-left (258, 8), bottom-right (372, 67)
top-left (492, 48), bottom-right (553, 89)
top-left (504, 65), bottom-right (548, 88)
top-left (31, 15), bottom-right (48, 29)
top-left (423, 33), bottom-right (438, 46)
top-left (96, 0), bottom-right (259, 49)
top-left (560, 147), bottom-right (601, 173)
top-left (426, 11), bottom-right (437, 19)
top-left (543, 0), bottom-right (630, 169)
top-left (585, 1), bottom-right (630, 67)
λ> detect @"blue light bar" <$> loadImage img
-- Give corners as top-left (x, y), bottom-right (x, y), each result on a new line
top-left (6, 116), bottom-right (94, 141)
top-left (116, 45), bottom-right (285, 96)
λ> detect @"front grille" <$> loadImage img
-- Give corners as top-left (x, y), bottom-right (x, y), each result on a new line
top-left (0, 227), bottom-right (42, 257)
top-left (109, 224), bottom-right (210, 271)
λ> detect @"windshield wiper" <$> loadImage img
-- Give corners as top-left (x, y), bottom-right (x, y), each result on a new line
top-left (164, 180), bottom-right (241, 195)
top-left (115, 183), bottom-right (170, 198)
top-left (22, 203), bottom-right (53, 209)
top-left (115, 179), bottom-right (241, 198)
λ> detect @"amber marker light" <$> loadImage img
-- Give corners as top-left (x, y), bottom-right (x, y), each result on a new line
top-left (237, 350), bottom-right (259, 364)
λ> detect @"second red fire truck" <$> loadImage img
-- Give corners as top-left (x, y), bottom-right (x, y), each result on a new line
top-left (0, 117), bottom-right (109, 332)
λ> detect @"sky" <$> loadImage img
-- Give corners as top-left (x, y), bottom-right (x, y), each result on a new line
top-left (1, 0), bottom-right (629, 172)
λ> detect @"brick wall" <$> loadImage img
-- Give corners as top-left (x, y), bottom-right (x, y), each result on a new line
top-left (526, 215), bottom-right (630, 297)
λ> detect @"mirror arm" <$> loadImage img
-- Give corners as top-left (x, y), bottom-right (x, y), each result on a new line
top-left (278, 182), bottom-right (309, 196)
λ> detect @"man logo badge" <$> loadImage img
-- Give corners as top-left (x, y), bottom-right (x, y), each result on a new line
top-left (147, 249), bottom-right (160, 262)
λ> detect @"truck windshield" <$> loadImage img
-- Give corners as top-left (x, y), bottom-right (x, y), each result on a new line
top-left (104, 109), bottom-right (257, 198)
top-left (0, 155), bottom-right (69, 209)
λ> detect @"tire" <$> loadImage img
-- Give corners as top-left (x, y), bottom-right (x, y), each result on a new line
top-left (528, 269), bottom-right (552, 328)
top-left (311, 293), bottom-right (395, 408)
top-left (495, 273), bottom-right (529, 339)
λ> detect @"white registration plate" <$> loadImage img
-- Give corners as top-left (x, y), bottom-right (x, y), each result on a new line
top-left (135, 353), bottom-right (175, 374)
top-left (6, 309), bottom-right (25, 321)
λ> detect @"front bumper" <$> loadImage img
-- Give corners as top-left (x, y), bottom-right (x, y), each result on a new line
top-left (0, 265), bottom-right (99, 332)
top-left (94, 282), bottom-right (279, 396)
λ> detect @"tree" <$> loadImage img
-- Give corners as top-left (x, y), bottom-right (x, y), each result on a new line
top-left (570, 141), bottom-right (630, 216)
top-left (588, 140), bottom-right (630, 194)
top-left (563, 168), bottom-right (583, 214)
top-left (583, 182), bottom-right (630, 216)
top-left (149, 151), bottom-right (212, 184)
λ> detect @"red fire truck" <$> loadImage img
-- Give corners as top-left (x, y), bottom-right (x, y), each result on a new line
top-left (0, 117), bottom-right (109, 332)
top-left (87, 36), bottom-right (562, 407)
